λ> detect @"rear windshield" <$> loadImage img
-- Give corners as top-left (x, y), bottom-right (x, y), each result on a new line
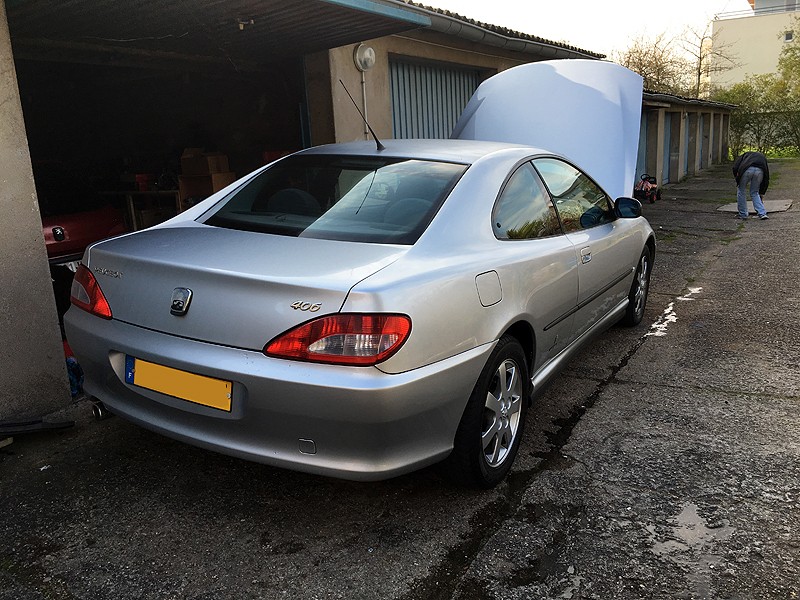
top-left (203, 155), bottom-right (467, 244)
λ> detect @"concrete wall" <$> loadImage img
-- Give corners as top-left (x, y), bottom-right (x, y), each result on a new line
top-left (305, 51), bottom-right (336, 147)
top-left (712, 12), bottom-right (795, 86)
top-left (0, 1), bottom-right (69, 420)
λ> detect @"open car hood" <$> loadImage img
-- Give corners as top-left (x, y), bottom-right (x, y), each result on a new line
top-left (452, 59), bottom-right (643, 200)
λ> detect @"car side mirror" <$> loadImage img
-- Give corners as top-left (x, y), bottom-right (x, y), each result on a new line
top-left (614, 197), bottom-right (642, 219)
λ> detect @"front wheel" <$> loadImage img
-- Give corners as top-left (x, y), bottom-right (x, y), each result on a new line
top-left (621, 246), bottom-right (652, 326)
top-left (445, 335), bottom-right (530, 488)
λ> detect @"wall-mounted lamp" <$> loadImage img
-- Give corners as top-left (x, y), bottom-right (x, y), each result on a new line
top-left (237, 18), bottom-right (254, 31)
top-left (354, 43), bottom-right (376, 71)
top-left (353, 44), bottom-right (376, 140)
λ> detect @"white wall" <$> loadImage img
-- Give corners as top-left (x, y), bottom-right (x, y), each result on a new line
top-left (712, 12), bottom-right (795, 86)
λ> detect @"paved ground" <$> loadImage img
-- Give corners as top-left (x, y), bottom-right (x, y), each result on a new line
top-left (2, 160), bottom-right (799, 599)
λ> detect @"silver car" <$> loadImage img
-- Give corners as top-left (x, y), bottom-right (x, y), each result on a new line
top-left (65, 138), bottom-right (654, 488)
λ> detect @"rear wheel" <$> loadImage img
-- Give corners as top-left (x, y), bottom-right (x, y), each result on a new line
top-left (445, 335), bottom-right (529, 488)
top-left (621, 247), bottom-right (652, 326)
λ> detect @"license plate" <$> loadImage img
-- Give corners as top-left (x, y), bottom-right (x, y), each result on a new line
top-left (125, 356), bottom-right (232, 411)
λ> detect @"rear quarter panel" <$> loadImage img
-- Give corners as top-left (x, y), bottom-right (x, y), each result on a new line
top-left (343, 150), bottom-right (584, 375)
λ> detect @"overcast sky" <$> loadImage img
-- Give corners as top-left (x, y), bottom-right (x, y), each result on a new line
top-left (419, 0), bottom-right (753, 57)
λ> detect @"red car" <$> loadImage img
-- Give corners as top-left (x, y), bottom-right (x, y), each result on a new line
top-left (35, 162), bottom-right (131, 337)
top-left (35, 162), bottom-right (130, 265)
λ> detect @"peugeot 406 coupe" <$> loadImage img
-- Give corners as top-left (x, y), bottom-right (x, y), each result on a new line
top-left (65, 138), bottom-right (654, 487)
top-left (65, 60), bottom-right (654, 487)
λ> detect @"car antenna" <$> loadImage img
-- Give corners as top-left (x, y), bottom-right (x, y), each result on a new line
top-left (339, 79), bottom-right (385, 152)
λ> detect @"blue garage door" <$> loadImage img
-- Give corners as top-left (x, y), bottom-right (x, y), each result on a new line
top-left (390, 60), bottom-right (480, 139)
top-left (662, 112), bottom-right (672, 184)
top-left (635, 112), bottom-right (647, 179)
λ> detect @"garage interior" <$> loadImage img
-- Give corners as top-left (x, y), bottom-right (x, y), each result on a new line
top-left (1, 0), bottom-right (430, 418)
top-left (16, 58), bottom-right (307, 194)
top-left (10, 0), bottom-right (429, 225)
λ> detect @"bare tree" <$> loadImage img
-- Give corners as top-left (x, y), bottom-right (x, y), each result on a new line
top-left (614, 33), bottom-right (692, 95)
top-left (679, 23), bottom-right (740, 98)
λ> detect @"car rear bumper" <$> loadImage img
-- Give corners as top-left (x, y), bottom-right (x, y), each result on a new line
top-left (64, 308), bottom-right (493, 481)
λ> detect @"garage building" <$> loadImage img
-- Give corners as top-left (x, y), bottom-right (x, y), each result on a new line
top-left (0, 0), bottom-right (730, 420)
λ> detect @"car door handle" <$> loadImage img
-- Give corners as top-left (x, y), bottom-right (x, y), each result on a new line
top-left (580, 247), bottom-right (592, 264)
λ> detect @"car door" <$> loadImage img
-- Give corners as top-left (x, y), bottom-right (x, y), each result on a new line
top-left (491, 161), bottom-right (579, 366)
top-left (533, 157), bottom-right (641, 335)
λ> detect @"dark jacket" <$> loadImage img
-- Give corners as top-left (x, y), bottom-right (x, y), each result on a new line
top-left (733, 152), bottom-right (769, 195)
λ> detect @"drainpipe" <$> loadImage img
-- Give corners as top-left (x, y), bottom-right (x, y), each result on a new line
top-left (361, 69), bottom-right (369, 140)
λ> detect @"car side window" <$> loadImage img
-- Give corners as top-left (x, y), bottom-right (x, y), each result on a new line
top-left (532, 157), bottom-right (614, 233)
top-left (493, 163), bottom-right (562, 240)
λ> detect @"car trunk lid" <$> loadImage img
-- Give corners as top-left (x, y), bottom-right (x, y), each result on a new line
top-left (83, 225), bottom-right (405, 351)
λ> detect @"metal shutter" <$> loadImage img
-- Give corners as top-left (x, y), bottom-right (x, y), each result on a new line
top-left (389, 60), bottom-right (480, 139)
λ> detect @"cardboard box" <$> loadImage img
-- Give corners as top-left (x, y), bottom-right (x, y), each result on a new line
top-left (136, 207), bottom-right (176, 229)
top-left (180, 148), bottom-right (230, 176)
top-left (209, 171), bottom-right (236, 191)
top-left (178, 172), bottom-right (237, 210)
top-left (204, 153), bottom-right (229, 173)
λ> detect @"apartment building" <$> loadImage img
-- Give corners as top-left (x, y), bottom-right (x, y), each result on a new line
top-left (712, 0), bottom-right (798, 86)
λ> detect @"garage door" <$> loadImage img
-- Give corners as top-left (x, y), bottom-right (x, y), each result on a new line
top-left (390, 60), bottom-right (480, 139)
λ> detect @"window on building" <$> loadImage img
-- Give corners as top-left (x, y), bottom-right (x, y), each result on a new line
top-left (785, 31), bottom-right (794, 42)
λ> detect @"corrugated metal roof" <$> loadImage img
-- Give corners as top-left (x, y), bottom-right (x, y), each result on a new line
top-left (395, 0), bottom-right (605, 59)
top-left (6, 0), bottom-right (430, 69)
top-left (643, 90), bottom-right (736, 110)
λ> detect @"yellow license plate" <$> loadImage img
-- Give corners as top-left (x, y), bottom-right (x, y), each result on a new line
top-left (125, 356), bottom-right (232, 412)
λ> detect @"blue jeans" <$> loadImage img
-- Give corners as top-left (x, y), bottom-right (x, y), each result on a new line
top-left (737, 166), bottom-right (767, 217)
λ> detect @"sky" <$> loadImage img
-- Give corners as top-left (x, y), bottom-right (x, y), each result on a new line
top-left (420, 0), bottom-right (754, 58)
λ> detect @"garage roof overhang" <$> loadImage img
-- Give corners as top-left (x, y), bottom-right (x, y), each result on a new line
top-left (6, 0), bottom-right (431, 71)
top-left (643, 90), bottom-right (735, 111)
top-left (400, 1), bottom-right (604, 60)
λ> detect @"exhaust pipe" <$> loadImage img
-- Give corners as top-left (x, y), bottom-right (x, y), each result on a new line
top-left (91, 399), bottom-right (112, 421)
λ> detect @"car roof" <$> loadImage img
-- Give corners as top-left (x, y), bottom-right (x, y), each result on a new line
top-left (295, 139), bottom-right (547, 164)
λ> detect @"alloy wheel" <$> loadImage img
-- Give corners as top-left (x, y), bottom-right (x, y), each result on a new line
top-left (481, 358), bottom-right (523, 467)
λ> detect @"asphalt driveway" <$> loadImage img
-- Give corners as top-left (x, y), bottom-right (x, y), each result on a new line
top-left (2, 160), bottom-right (799, 600)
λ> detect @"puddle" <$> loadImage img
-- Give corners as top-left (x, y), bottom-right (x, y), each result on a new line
top-left (648, 503), bottom-right (734, 598)
top-left (646, 287), bottom-right (703, 338)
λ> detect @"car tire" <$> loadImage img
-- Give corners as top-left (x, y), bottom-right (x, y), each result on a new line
top-left (445, 335), bottom-right (530, 488)
top-left (621, 246), bottom-right (652, 327)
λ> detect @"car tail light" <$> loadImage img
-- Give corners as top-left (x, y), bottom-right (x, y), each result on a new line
top-left (70, 265), bottom-right (112, 319)
top-left (264, 314), bottom-right (411, 366)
